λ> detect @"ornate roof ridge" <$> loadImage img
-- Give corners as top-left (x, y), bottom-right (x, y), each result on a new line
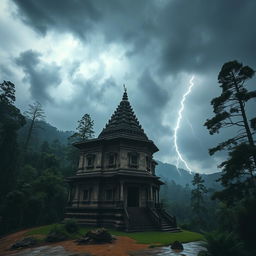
top-left (98, 88), bottom-right (148, 140)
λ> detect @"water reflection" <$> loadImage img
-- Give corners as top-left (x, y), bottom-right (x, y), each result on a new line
top-left (130, 241), bottom-right (206, 256)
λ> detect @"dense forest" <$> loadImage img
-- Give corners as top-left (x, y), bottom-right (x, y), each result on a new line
top-left (0, 60), bottom-right (256, 256)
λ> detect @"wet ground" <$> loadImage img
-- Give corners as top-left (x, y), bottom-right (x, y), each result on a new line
top-left (130, 241), bottom-right (206, 256)
top-left (9, 245), bottom-right (91, 256)
top-left (8, 241), bottom-right (206, 256)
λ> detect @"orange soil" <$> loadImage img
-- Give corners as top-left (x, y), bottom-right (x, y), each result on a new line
top-left (55, 236), bottom-right (149, 256)
top-left (0, 229), bottom-right (149, 256)
top-left (0, 229), bottom-right (33, 255)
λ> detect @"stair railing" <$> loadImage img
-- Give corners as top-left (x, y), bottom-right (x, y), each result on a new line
top-left (159, 208), bottom-right (177, 227)
top-left (148, 207), bottom-right (161, 227)
top-left (124, 207), bottom-right (130, 230)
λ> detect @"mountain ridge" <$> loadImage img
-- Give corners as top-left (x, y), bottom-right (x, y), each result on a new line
top-left (156, 161), bottom-right (221, 189)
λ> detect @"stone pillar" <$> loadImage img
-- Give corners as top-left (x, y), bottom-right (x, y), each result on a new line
top-left (73, 184), bottom-right (79, 207)
top-left (67, 190), bottom-right (70, 204)
top-left (78, 154), bottom-right (84, 169)
top-left (120, 181), bottom-right (124, 201)
top-left (77, 185), bottom-right (80, 208)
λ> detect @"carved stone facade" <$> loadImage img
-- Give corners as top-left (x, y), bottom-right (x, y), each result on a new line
top-left (65, 90), bottom-right (178, 231)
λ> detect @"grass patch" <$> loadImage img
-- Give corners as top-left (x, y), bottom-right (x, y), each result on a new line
top-left (26, 224), bottom-right (204, 246)
top-left (122, 230), bottom-right (204, 245)
top-left (25, 224), bottom-right (80, 240)
top-left (79, 227), bottom-right (203, 246)
top-left (26, 224), bottom-right (60, 236)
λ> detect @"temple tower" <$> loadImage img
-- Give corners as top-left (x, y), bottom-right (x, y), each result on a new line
top-left (65, 89), bottom-right (178, 231)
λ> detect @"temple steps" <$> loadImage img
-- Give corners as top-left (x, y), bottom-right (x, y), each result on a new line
top-left (126, 207), bottom-right (158, 232)
top-left (126, 207), bottom-right (181, 232)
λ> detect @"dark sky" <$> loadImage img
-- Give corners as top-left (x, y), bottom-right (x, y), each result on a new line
top-left (1, 0), bottom-right (256, 173)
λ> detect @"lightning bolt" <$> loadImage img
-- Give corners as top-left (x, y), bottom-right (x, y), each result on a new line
top-left (174, 75), bottom-right (195, 173)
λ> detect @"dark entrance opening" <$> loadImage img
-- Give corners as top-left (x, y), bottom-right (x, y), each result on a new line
top-left (127, 187), bottom-right (139, 207)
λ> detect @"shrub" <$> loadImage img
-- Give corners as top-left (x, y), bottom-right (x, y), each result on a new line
top-left (45, 225), bottom-right (68, 242)
top-left (204, 231), bottom-right (245, 256)
top-left (64, 219), bottom-right (79, 234)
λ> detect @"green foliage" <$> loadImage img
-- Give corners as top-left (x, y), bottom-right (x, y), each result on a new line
top-left (71, 113), bottom-right (94, 142)
top-left (204, 60), bottom-right (256, 204)
top-left (26, 224), bottom-right (63, 236)
top-left (0, 80), bottom-right (15, 104)
top-left (64, 219), bottom-right (79, 234)
top-left (160, 180), bottom-right (192, 224)
top-left (0, 81), bottom-right (79, 236)
top-left (235, 198), bottom-right (256, 252)
top-left (115, 230), bottom-right (204, 245)
top-left (203, 61), bottom-right (256, 255)
top-left (160, 178), bottom-right (217, 232)
top-left (23, 101), bottom-right (45, 151)
top-left (191, 174), bottom-right (208, 231)
top-left (18, 165), bottom-right (38, 185)
top-left (45, 225), bottom-right (68, 242)
top-left (204, 231), bottom-right (244, 256)
top-left (0, 81), bottom-right (25, 200)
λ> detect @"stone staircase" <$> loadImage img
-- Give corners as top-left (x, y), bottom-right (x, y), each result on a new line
top-left (126, 207), bottom-right (158, 232)
top-left (126, 207), bottom-right (180, 232)
top-left (159, 214), bottom-right (180, 232)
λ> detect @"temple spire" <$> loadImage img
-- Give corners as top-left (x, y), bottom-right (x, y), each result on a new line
top-left (98, 87), bottom-right (148, 140)
top-left (122, 84), bottom-right (128, 101)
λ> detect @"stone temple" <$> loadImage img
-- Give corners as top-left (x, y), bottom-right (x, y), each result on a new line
top-left (65, 89), bottom-right (178, 232)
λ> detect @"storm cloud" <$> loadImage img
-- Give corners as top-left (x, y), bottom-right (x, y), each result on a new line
top-left (0, 0), bottom-right (255, 173)
top-left (16, 50), bottom-right (61, 103)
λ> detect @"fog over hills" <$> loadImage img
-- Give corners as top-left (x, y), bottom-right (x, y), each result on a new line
top-left (18, 119), bottom-right (73, 147)
top-left (156, 161), bottom-right (221, 189)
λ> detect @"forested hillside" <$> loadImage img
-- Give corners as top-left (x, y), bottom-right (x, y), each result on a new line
top-left (18, 120), bottom-right (73, 151)
top-left (156, 161), bottom-right (221, 189)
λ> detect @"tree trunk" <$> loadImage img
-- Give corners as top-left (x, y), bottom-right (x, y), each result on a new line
top-left (233, 75), bottom-right (256, 185)
top-left (24, 116), bottom-right (35, 151)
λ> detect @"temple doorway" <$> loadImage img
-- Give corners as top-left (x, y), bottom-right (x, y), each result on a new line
top-left (127, 187), bottom-right (140, 207)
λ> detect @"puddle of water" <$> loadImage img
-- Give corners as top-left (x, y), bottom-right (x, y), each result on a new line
top-left (130, 241), bottom-right (207, 256)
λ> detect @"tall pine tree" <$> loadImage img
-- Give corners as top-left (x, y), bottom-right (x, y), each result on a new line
top-left (0, 81), bottom-right (25, 199)
top-left (204, 60), bottom-right (256, 204)
top-left (191, 173), bottom-right (207, 229)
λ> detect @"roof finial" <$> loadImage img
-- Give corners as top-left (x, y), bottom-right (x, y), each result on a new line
top-left (122, 84), bottom-right (128, 100)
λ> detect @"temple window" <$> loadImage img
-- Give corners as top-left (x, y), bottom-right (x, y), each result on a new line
top-left (86, 154), bottom-right (95, 169)
top-left (107, 152), bottom-right (117, 167)
top-left (83, 189), bottom-right (91, 201)
top-left (105, 189), bottom-right (113, 200)
top-left (128, 152), bottom-right (139, 168)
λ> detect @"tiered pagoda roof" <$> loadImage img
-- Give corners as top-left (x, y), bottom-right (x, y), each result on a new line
top-left (98, 89), bottom-right (148, 141)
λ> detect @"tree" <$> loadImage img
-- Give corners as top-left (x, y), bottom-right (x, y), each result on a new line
top-left (204, 60), bottom-right (256, 203)
top-left (0, 81), bottom-right (25, 199)
top-left (66, 114), bottom-right (94, 173)
top-left (72, 113), bottom-right (94, 141)
top-left (24, 101), bottom-right (45, 151)
top-left (191, 173), bottom-right (208, 228)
